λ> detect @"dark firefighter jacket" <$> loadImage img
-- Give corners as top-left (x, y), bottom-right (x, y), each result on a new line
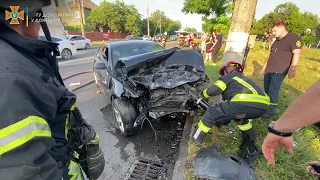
top-left (203, 72), bottom-right (270, 110)
top-left (0, 25), bottom-right (79, 179)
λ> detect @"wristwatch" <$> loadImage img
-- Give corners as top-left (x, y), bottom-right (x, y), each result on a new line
top-left (268, 121), bottom-right (293, 137)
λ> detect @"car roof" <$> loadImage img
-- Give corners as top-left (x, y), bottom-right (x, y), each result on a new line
top-left (107, 40), bottom-right (159, 48)
top-left (39, 34), bottom-right (64, 40)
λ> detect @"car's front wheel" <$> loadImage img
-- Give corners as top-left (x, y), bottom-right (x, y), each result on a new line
top-left (85, 43), bottom-right (90, 49)
top-left (111, 97), bottom-right (138, 136)
top-left (61, 48), bottom-right (72, 60)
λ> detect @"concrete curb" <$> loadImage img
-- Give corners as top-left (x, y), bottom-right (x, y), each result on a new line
top-left (171, 115), bottom-right (194, 180)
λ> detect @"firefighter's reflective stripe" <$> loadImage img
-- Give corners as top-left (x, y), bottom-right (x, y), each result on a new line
top-left (233, 77), bottom-right (258, 95)
top-left (214, 80), bottom-right (227, 91)
top-left (68, 160), bottom-right (84, 180)
top-left (66, 102), bottom-right (77, 139)
top-left (88, 133), bottom-right (99, 145)
top-left (270, 102), bottom-right (278, 106)
top-left (237, 122), bottom-right (253, 131)
top-left (0, 116), bottom-right (51, 155)
top-left (203, 88), bottom-right (210, 98)
top-left (231, 94), bottom-right (270, 105)
top-left (198, 120), bottom-right (211, 133)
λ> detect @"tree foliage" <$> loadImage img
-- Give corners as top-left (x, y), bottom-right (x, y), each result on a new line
top-left (182, 0), bottom-right (232, 35)
top-left (87, 0), bottom-right (141, 34)
top-left (141, 10), bottom-right (181, 36)
top-left (182, 0), bottom-right (232, 17)
top-left (88, 1), bottom-right (181, 35)
top-left (184, 27), bottom-right (197, 32)
top-left (202, 15), bottom-right (230, 35)
top-left (251, 2), bottom-right (319, 36)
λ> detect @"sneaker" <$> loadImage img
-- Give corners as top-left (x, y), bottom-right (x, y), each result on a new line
top-left (212, 63), bottom-right (216, 66)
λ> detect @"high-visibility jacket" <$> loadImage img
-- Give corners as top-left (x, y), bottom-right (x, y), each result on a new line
top-left (203, 72), bottom-right (270, 110)
top-left (0, 24), bottom-right (85, 180)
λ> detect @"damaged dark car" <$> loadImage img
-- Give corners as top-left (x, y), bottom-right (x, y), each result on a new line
top-left (93, 40), bottom-right (207, 136)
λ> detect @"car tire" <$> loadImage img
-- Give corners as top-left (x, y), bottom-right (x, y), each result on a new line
top-left (111, 97), bottom-right (138, 136)
top-left (85, 43), bottom-right (90, 49)
top-left (61, 48), bottom-right (72, 60)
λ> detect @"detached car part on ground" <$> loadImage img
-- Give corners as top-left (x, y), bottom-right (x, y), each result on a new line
top-left (94, 44), bottom-right (207, 136)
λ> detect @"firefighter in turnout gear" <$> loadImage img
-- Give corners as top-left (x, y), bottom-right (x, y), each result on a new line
top-left (0, 0), bottom-right (105, 179)
top-left (191, 61), bottom-right (270, 163)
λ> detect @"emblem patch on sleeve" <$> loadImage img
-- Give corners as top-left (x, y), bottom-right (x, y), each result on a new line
top-left (296, 41), bottom-right (301, 47)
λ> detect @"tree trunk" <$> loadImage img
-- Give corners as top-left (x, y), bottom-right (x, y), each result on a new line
top-left (222, 0), bottom-right (258, 66)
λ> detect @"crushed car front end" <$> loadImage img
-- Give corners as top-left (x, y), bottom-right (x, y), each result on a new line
top-left (113, 48), bottom-right (207, 124)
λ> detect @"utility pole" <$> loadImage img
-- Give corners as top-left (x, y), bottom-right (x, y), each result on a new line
top-left (159, 18), bottom-right (161, 34)
top-left (147, 4), bottom-right (150, 36)
top-left (78, 0), bottom-right (85, 36)
top-left (222, 0), bottom-right (258, 66)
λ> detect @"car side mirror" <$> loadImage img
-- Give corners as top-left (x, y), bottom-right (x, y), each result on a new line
top-left (94, 62), bottom-right (107, 69)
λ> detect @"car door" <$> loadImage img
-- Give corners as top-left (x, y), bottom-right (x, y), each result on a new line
top-left (75, 36), bottom-right (86, 49)
top-left (93, 45), bottom-right (112, 101)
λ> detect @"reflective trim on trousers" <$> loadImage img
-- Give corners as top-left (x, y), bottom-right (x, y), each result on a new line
top-left (237, 122), bottom-right (253, 131)
top-left (198, 120), bottom-right (211, 133)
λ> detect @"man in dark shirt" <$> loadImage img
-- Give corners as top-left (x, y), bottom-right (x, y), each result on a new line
top-left (260, 22), bottom-right (302, 118)
top-left (211, 29), bottom-right (223, 66)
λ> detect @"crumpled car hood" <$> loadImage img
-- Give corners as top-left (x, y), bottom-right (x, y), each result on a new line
top-left (113, 48), bottom-right (205, 90)
top-left (128, 65), bottom-right (201, 89)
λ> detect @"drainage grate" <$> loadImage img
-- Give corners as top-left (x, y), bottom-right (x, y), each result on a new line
top-left (126, 158), bottom-right (166, 180)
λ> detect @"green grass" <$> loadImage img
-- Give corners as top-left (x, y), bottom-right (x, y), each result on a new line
top-left (185, 42), bottom-right (320, 180)
top-left (91, 41), bottom-right (107, 46)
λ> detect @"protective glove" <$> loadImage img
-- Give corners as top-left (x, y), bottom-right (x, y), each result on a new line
top-left (77, 133), bottom-right (105, 180)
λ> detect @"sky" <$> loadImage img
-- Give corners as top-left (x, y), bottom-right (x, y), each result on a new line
top-left (91, 0), bottom-right (320, 32)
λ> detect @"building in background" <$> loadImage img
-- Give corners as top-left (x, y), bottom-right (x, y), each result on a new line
top-left (65, 0), bottom-right (97, 26)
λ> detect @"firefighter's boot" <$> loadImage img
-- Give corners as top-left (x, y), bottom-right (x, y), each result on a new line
top-left (237, 120), bottom-right (261, 164)
top-left (190, 120), bottom-right (211, 144)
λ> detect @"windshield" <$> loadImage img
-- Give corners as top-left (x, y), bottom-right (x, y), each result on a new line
top-left (112, 43), bottom-right (165, 60)
top-left (61, 35), bottom-right (72, 40)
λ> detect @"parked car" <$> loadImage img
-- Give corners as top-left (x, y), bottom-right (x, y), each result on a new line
top-left (152, 34), bottom-right (162, 42)
top-left (125, 35), bottom-right (143, 40)
top-left (93, 40), bottom-right (207, 136)
top-left (142, 35), bottom-right (152, 41)
top-left (38, 35), bottom-right (77, 60)
top-left (63, 35), bottom-right (91, 49)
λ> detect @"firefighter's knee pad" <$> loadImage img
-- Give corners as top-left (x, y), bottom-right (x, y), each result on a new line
top-left (190, 120), bottom-right (211, 144)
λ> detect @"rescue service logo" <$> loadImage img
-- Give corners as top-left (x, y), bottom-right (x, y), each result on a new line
top-left (296, 40), bottom-right (302, 48)
top-left (5, 6), bottom-right (29, 27)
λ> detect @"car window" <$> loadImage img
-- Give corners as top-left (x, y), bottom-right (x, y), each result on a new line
top-left (69, 36), bottom-right (76, 41)
top-left (133, 36), bottom-right (143, 40)
top-left (112, 43), bottom-right (164, 61)
top-left (76, 36), bottom-right (85, 40)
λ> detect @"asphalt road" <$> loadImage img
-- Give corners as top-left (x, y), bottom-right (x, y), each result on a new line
top-left (58, 41), bottom-right (185, 180)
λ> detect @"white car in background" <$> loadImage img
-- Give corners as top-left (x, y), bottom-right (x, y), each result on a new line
top-left (38, 35), bottom-right (77, 60)
top-left (63, 35), bottom-right (92, 50)
top-left (142, 35), bottom-right (152, 41)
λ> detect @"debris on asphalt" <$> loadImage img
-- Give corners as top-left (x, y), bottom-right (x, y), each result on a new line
top-left (192, 145), bottom-right (257, 180)
top-left (69, 82), bottom-right (81, 86)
